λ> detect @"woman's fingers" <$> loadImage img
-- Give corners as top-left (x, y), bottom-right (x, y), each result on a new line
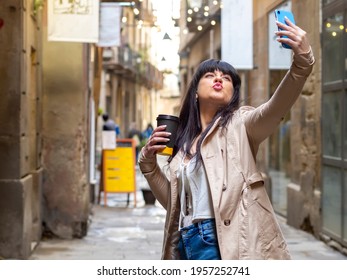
top-left (142, 125), bottom-right (171, 158)
top-left (284, 16), bottom-right (296, 28)
top-left (275, 18), bottom-right (310, 54)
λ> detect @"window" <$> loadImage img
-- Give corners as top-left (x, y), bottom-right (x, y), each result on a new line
top-left (322, 90), bottom-right (342, 158)
top-left (323, 0), bottom-right (337, 6)
top-left (322, 0), bottom-right (347, 247)
top-left (323, 13), bottom-right (344, 84)
top-left (322, 166), bottom-right (342, 236)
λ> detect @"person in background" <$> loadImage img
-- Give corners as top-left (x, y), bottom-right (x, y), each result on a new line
top-left (138, 18), bottom-right (315, 259)
top-left (98, 113), bottom-right (120, 204)
top-left (127, 122), bottom-right (143, 162)
top-left (142, 123), bottom-right (154, 141)
top-left (102, 113), bottom-right (120, 137)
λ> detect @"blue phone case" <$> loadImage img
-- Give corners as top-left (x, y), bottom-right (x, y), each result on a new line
top-left (274, 10), bottom-right (295, 49)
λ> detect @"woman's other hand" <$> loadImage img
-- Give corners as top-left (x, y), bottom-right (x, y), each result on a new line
top-left (275, 17), bottom-right (311, 54)
top-left (141, 125), bottom-right (171, 158)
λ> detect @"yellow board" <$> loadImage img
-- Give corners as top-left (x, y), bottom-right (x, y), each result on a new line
top-left (102, 139), bottom-right (136, 206)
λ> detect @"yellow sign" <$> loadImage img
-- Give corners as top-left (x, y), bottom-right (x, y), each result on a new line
top-left (102, 139), bottom-right (136, 206)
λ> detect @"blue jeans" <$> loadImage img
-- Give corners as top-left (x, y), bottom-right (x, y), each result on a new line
top-left (178, 219), bottom-right (221, 260)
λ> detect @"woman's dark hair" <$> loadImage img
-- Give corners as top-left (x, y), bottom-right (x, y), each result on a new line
top-left (170, 59), bottom-right (241, 165)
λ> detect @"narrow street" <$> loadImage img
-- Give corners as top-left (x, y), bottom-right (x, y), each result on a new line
top-left (30, 164), bottom-right (166, 260)
top-left (29, 202), bottom-right (165, 260)
top-left (29, 166), bottom-right (347, 260)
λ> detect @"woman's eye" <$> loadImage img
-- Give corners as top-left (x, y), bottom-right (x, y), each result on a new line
top-left (205, 73), bottom-right (214, 78)
top-left (223, 76), bottom-right (232, 81)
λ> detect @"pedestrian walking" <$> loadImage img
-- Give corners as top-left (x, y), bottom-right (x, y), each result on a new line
top-left (138, 18), bottom-right (314, 259)
top-left (102, 113), bottom-right (120, 137)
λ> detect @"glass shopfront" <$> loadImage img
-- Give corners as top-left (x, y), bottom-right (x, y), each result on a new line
top-left (322, 0), bottom-right (347, 245)
top-left (268, 70), bottom-right (290, 217)
top-left (267, 0), bottom-right (292, 217)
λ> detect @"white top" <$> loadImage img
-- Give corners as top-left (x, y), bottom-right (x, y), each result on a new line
top-left (177, 154), bottom-right (214, 229)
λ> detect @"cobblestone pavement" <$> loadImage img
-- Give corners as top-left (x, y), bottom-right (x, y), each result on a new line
top-left (29, 164), bottom-right (347, 260)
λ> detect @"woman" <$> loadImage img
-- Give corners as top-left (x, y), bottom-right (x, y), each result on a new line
top-left (139, 18), bottom-right (314, 259)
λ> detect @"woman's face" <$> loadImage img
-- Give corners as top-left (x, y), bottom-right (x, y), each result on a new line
top-left (196, 70), bottom-right (234, 111)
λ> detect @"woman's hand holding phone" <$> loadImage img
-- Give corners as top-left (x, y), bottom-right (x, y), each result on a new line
top-left (275, 12), bottom-right (311, 55)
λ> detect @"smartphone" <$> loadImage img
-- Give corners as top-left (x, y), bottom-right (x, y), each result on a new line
top-left (274, 10), bottom-right (295, 49)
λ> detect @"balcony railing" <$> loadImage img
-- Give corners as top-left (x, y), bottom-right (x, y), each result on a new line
top-left (103, 45), bottom-right (163, 90)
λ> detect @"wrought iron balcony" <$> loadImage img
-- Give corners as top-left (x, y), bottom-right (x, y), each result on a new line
top-left (103, 45), bottom-right (163, 90)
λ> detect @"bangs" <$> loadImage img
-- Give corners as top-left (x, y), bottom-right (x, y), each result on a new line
top-left (196, 59), bottom-right (236, 79)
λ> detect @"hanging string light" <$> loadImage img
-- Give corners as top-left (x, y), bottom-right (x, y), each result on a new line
top-left (185, 0), bottom-right (221, 33)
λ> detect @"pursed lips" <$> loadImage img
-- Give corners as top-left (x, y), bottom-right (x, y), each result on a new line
top-left (212, 82), bottom-right (223, 90)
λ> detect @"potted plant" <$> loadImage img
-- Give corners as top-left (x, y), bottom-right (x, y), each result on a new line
top-left (141, 188), bottom-right (156, 205)
top-left (137, 169), bottom-right (156, 205)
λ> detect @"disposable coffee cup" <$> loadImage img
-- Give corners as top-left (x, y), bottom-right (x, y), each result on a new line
top-left (156, 114), bottom-right (179, 156)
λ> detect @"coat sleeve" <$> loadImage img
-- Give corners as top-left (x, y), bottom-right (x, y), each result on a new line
top-left (138, 149), bottom-right (170, 209)
top-left (243, 47), bottom-right (315, 147)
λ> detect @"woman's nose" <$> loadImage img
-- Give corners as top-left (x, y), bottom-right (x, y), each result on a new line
top-left (214, 75), bottom-right (222, 82)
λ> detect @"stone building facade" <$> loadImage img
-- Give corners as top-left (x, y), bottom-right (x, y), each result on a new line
top-left (0, 0), bottom-right (45, 259)
top-left (0, 0), bottom-right (93, 259)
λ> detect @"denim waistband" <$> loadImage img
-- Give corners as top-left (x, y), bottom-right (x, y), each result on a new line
top-left (180, 218), bottom-right (216, 232)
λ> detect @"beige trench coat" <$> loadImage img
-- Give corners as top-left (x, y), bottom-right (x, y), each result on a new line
top-left (139, 49), bottom-right (315, 260)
